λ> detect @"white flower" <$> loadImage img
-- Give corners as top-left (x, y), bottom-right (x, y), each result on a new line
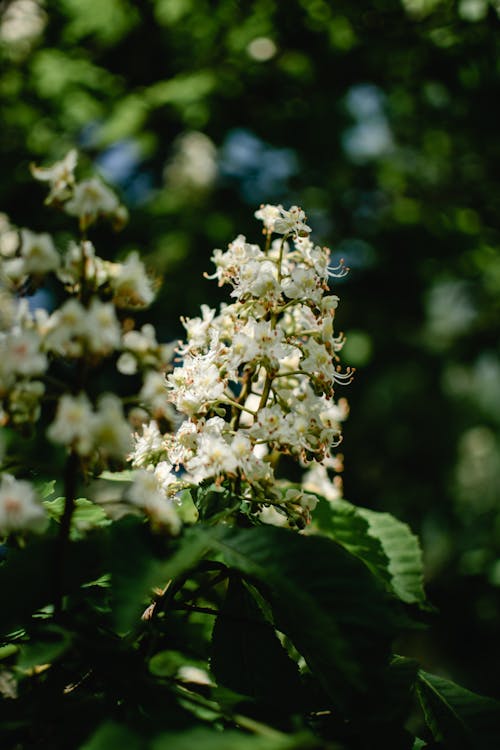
top-left (116, 352), bottom-right (137, 375)
top-left (319, 401), bottom-right (347, 430)
top-left (302, 463), bottom-right (342, 502)
top-left (131, 420), bottom-right (165, 468)
top-left (153, 460), bottom-right (179, 494)
top-left (8, 379), bottom-right (45, 425)
top-left (300, 339), bottom-right (335, 383)
top-left (3, 328), bottom-right (47, 378)
top-left (20, 229), bottom-right (60, 274)
top-left (321, 295), bottom-right (340, 314)
top-left (0, 474), bottom-right (47, 534)
top-left (167, 353), bottom-right (226, 416)
top-left (208, 235), bottom-right (263, 287)
top-left (243, 319), bottom-right (292, 370)
top-left (233, 258), bottom-right (281, 303)
top-left (86, 299), bottom-right (121, 355)
top-left (31, 149), bottom-right (77, 203)
top-left (250, 404), bottom-right (286, 442)
top-left (93, 394), bottom-right (132, 461)
top-left (164, 419), bottom-right (197, 467)
top-left (118, 324), bottom-right (173, 373)
top-left (282, 267), bottom-right (322, 303)
top-left (57, 240), bottom-right (108, 289)
top-left (139, 371), bottom-right (176, 420)
top-left (64, 177), bottom-right (120, 227)
top-left (180, 305), bottom-right (216, 351)
top-left (44, 299), bottom-right (88, 357)
top-left (47, 392), bottom-right (96, 456)
top-left (254, 203), bottom-right (282, 232)
top-left (186, 431), bottom-right (238, 483)
top-left (122, 324), bottom-right (157, 354)
top-left (230, 432), bottom-right (272, 482)
top-left (126, 470), bottom-right (181, 534)
top-left (110, 252), bottom-right (155, 309)
top-left (273, 205), bottom-right (311, 236)
top-left (1, 256), bottom-right (26, 283)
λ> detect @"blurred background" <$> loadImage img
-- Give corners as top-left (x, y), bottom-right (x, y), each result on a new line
top-left (1, 0), bottom-right (499, 700)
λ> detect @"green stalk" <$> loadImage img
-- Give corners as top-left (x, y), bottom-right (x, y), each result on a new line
top-left (53, 449), bottom-right (79, 617)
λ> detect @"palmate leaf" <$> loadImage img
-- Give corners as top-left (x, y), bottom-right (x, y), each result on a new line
top-left (110, 522), bottom-right (400, 710)
top-left (210, 525), bottom-right (400, 710)
top-left (313, 497), bottom-right (426, 605)
top-left (416, 670), bottom-right (500, 749)
top-left (210, 575), bottom-right (304, 708)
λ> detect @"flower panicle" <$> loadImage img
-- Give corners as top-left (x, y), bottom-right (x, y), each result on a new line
top-left (131, 202), bottom-right (352, 529)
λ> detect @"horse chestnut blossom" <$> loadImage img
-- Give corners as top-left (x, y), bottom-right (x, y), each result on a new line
top-left (0, 473), bottom-right (47, 534)
top-left (131, 203), bottom-right (352, 528)
top-left (0, 150), bottom-right (178, 533)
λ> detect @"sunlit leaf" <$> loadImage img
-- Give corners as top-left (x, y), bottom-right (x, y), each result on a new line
top-left (314, 498), bottom-right (426, 605)
top-left (43, 497), bottom-right (110, 536)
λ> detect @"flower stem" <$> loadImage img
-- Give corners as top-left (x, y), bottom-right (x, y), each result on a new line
top-left (53, 450), bottom-right (79, 617)
top-left (258, 370), bottom-right (273, 410)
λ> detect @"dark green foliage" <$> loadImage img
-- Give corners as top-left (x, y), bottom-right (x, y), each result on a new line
top-left (416, 670), bottom-right (500, 750)
top-left (211, 575), bottom-right (304, 709)
top-left (211, 525), bottom-right (399, 705)
top-left (1, 493), bottom-right (498, 748)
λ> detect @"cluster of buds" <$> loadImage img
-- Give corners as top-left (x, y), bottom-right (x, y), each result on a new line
top-left (132, 203), bottom-right (351, 527)
top-left (0, 151), bottom-right (179, 536)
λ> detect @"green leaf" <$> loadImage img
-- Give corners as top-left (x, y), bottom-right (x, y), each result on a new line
top-left (79, 721), bottom-right (144, 750)
top-left (416, 669), bottom-right (500, 749)
top-left (109, 521), bottom-right (215, 632)
top-left (195, 483), bottom-right (233, 521)
top-left (17, 625), bottom-right (71, 670)
top-left (99, 470), bottom-right (135, 482)
top-left (0, 533), bottom-right (105, 635)
top-left (211, 525), bottom-right (399, 709)
top-left (38, 479), bottom-right (56, 499)
top-left (314, 497), bottom-right (426, 605)
top-left (159, 525), bottom-right (223, 582)
top-left (176, 489), bottom-right (199, 524)
top-left (152, 727), bottom-right (316, 750)
top-left (43, 497), bottom-right (110, 536)
top-left (108, 517), bottom-right (164, 633)
top-left (149, 649), bottom-right (198, 678)
top-left (0, 644), bottom-right (18, 660)
top-left (358, 507), bottom-right (426, 605)
top-left (211, 575), bottom-right (303, 708)
top-left (313, 497), bottom-right (390, 584)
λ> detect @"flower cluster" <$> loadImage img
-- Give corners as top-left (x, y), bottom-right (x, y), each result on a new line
top-left (0, 473), bottom-right (48, 534)
top-left (0, 151), bottom-right (179, 536)
top-left (131, 204), bottom-right (351, 527)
